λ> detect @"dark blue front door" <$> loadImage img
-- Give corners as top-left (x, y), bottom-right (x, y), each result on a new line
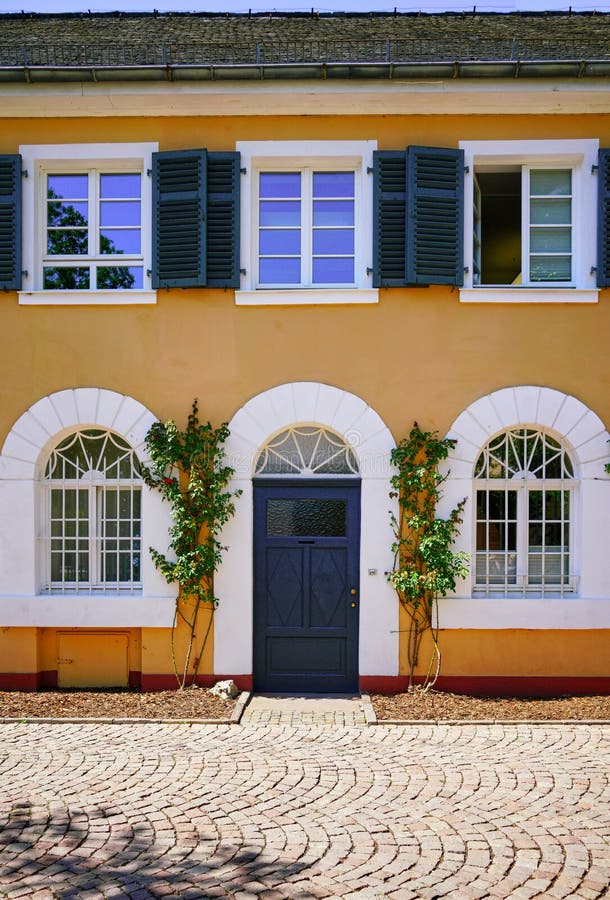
top-left (253, 479), bottom-right (360, 693)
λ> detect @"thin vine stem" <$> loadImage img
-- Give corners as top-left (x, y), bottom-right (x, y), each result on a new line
top-left (388, 423), bottom-right (469, 693)
top-left (142, 400), bottom-right (240, 690)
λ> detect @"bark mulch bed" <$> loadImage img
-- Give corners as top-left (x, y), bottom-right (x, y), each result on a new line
top-left (0, 686), bottom-right (237, 721)
top-left (371, 690), bottom-right (610, 721)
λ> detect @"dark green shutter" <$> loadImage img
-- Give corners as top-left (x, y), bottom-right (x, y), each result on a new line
top-left (0, 155), bottom-right (22, 291)
top-left (597, 149), bottom-right (610, 288)
top-left (152, 149), bottom-right (206, 289)
top-left (372, 150), bottom-right (407, 287)
top-left (206, 152), bottom-right (240, 288)
top-left (406, 146), bottom-right (464, 286)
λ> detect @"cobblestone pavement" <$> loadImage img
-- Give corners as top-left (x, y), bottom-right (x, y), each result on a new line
top-left (0, 722), bottom-right (609, 899)
top-left (241, 695), bottom-right (367, 726)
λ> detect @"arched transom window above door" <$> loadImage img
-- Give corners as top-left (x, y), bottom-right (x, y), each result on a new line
top-left (255, 425), bottom-right (359, 476)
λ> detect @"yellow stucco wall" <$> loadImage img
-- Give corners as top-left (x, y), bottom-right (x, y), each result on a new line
top-left (403, 628), bottom-right (610, 678)
top-left (1, 111), bottom-right (609, 685)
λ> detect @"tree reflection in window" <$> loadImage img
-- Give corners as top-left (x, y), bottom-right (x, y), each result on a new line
top-left (44, 172), bottom-right (141, 290)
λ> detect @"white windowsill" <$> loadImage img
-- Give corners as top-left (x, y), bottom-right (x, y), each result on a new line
top-left (0, 594), bottom-right (176, 628)
top-left (235, 288), bottom-right (379, 306)
top-left (437, 597), bottom-right (610, 629)
top-left (19, 290), bottom-right (157, 306)
top-left (459, 287), bottom-right (599, 304)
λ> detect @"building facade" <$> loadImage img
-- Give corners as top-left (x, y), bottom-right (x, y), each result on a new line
top-left (0, 11), bottom-right (609, 693)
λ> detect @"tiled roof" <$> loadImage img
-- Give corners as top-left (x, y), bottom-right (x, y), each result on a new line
top-left (0, 11), bottom-right (608, 80)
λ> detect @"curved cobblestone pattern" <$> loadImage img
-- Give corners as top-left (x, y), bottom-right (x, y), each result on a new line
top-left (0, 723), bottom-right (609, 898)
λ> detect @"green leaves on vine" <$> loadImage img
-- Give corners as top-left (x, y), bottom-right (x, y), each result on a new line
top-left (142, 400), bottom-right (240, 687)
top-left (388, 423), bottom-right (469, 690)
top-left (142, 400), bottom-right (239, 608)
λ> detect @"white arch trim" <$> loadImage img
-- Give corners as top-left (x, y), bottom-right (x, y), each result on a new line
top-left (0, 388), bottom-right (157, 480)
top-left (437, 385), bottom-right (610, 629)
top-left (445, 385), bottom-right (610, 480)
top-left (215, 382), bottom-right (399, 679)
top-left (0, 388), bottom-right (175, 627)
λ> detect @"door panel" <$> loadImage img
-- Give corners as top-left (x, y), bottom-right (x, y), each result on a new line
top-left (254, 480), bottom-right (360, 693)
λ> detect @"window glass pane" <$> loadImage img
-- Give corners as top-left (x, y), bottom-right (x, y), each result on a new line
top-left (313, 172), bottom-right (354, 198)
top-left (313, 230), bottom-right (355, 255)
top-left (313, 257), bottom-right (354, 284)
top-left (96, 266), bottom-right (143, 290)
top-left (47, 201), bottom-right (89, 227)
top-left (313, 200), bottom-right (354, 227)
top-left (100, 229), bottom-right (141, 255)
top-left (530, 198), bottom-right (571, 225)
top-left (266, 498), bottom-right (347, 536)
top-left (530, 227), bottom-right (571, 254)
top-left (259, 257), bottom-right (301, 284)
top-left (100, 173), bottom-right (141, 199)
top-left (100, 201), bottom-right (141, 228)
top-left (259, 200), bottom-right (301, 227)
top-left (530, 256), bottom-right (571, 282)
top-left (259, 230), bottom-right (301, 255)
top-left (530, 169), bottom-right (571, 196)
top-left (43, 267), bottom-right (90, 290)
top-left (47, 174), bottom-right (88, 199)
top-left (47, 230), bottom-right (88, 256)
top-left (259, 172), bottom-right (301, 198)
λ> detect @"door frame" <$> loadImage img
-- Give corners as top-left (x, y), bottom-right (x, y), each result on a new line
top-left (253, 476), bottom-right (361, 693)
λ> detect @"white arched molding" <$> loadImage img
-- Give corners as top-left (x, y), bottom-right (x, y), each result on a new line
top-left (0, 388), bottom-right (176, 627)
top-left (438, 385), bottom-right (610, 629)
top-left (215, 382), bottom-right (398, 680)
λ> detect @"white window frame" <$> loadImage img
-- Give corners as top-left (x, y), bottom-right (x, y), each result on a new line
top-left (18, 142), bottom-right (158, 306)
top-left (473, 480), bottom-right (577, 599)
top-left (41, 429), bottom-right (143, 595)
top-left (236, 140), bottom-right (378, 306)
top-left (459, 139), bottom-right (599, 304)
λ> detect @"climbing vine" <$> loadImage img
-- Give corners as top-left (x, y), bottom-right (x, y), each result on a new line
top-left (142, 401), bottom-right (240, 689)
top-left (388, 424), bottom-right (470, 692)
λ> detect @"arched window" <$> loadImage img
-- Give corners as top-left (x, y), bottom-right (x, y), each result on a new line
top-left (255, 425), bottom-right (359, 476)
top-left (41, 429), bottom-right (142, 593)
top-left (474, 427), bottom-right (575, 596)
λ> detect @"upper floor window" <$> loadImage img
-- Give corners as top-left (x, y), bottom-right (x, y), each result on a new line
top-left (41, 429), bottom-right (142, 594)
top-left (473, 167), bottom-right (573, 286)
top-left (258, 170), bottom-right (355, 288)
top-left (460, 138), bottom-right (599, 302)
top-left (474, 427), bottom-right (575, 597)
top-left (236, 140), bottom-right (377, 306)
top-left (45, 170), bottom-right (143, 291)
top-left (19, 142), bottom-right (157, 304)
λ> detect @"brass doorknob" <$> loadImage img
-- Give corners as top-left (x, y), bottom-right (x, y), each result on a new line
top-left (350, 588), bottom-right (357, 595)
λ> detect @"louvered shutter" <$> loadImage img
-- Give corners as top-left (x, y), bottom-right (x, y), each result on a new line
top-left (152, 149), bottom-right (206, 289)
top-left (406, 146), bottom-right (464, 286)
top-left (372, 151), bottom-right (407, 287)
top-left (206, 152), bottom-right (240, 288)
top-left (597, 149), bottom-right (610, 288)
top-left (0, 155), bottom-right (22, 291)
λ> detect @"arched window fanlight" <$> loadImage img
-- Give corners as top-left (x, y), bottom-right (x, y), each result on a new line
top-left (255, 425), bottom-right (359, 476)
top-left (474, 427), bottom-right (574, 480)
top-left (42, 429), bottom-right (142, 593)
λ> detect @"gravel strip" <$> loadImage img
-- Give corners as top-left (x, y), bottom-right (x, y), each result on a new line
top-left (371, 690), bottom-right (610, 721)
top-left (0, 686), bottom-right (237, 720)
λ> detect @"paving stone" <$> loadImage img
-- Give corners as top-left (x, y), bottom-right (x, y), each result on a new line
top-left (0, 721), bottom-right (608, 898)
